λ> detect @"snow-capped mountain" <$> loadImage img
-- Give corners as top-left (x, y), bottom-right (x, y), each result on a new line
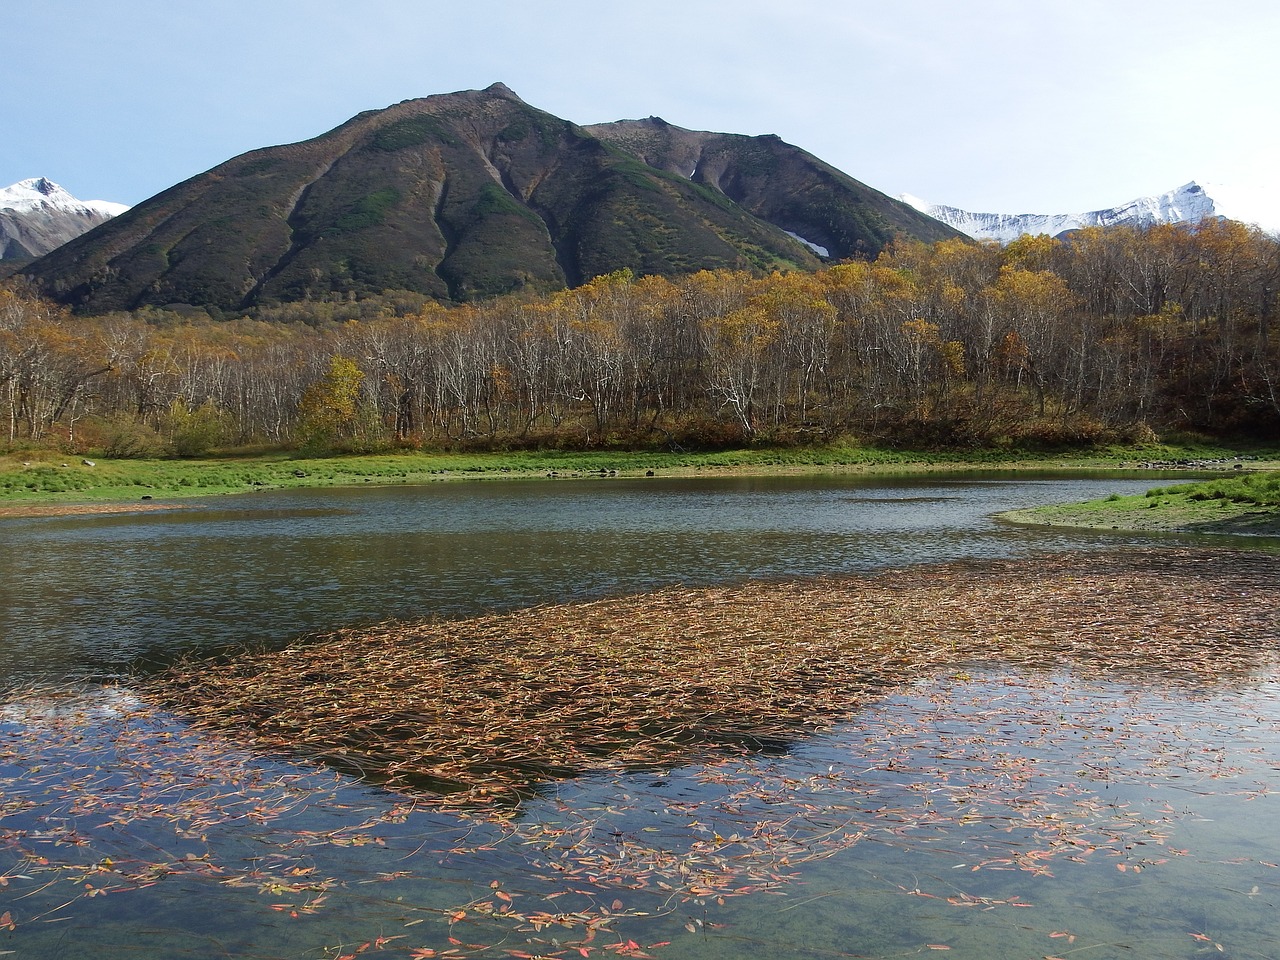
top-left (0, 178), bottom-right (129, 261)
top-left (900, 182), bottom-right (1277, 243)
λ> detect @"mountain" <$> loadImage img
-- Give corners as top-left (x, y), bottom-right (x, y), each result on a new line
top-left (583, 117), bottom-right (957, 261)
top-left (21, 84), bottom-right (961, 314)
top-left (0, 178), bottom-right (128, 264)
top-left (900, 182), bottom-right (1276, 243)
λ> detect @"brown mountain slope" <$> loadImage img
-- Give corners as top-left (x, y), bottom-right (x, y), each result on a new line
top-left (583, 116), bottom-right (958, 260)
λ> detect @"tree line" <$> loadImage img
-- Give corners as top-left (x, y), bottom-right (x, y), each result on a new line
top-left (3, 219), bottom-right (1278, 455)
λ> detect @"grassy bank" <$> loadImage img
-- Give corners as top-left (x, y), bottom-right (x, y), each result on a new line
top-left (2, 441), bottom-right (1278, 518)
top-left (1002, 469), bottom-right (1280, 536)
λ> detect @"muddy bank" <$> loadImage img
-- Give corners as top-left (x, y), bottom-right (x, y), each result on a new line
top-left (0, 501), bottom-right (182, 519)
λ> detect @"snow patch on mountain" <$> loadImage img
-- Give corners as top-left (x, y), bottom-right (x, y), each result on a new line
top-left (1, 177), bottom-right (128, 218)
top-left (901, 182), bottom-right (1278, 242)
top-left (784, 230), bottom-right (830, 258)
top-left (0, 178), bottom-right (129, 261)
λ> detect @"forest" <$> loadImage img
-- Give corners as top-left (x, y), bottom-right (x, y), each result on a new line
top-left (2, 219), bottom-right (1278, 456)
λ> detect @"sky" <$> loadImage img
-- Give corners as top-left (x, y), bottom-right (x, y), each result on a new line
top-left (4, 0), bottom-right (1279, 226)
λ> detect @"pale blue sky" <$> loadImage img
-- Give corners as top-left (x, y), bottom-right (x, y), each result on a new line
top-left (4, 0), bottom-right (1278, 223)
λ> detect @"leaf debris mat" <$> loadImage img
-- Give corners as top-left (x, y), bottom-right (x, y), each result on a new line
top-left (145, 548), bottom-right (1280, 803)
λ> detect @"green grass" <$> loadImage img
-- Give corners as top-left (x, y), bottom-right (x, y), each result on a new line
top-left (4, 441), bottom-right (1278, 509)
top-left (1003, 464), bottom-right (1280, 536)
top-left (1148, 471), bottom-right (1280, 507)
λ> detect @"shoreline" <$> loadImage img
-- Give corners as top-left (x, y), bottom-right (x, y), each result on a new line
top-left (2, 445), bottom-right (1278, 528)
top-left (0, 501), bottom-right (189, 519)
top-left (1000, 501), bottom-right (1280, 537)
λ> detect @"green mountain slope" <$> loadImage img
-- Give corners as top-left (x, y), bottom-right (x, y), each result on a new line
top-left (25, 84), bottom-right (960, 313)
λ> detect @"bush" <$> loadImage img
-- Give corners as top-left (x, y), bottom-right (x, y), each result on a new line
top-left (95, 415), bottom-right (167, 459)
top-left (162, 399), bottom-right (231, 457)
top-left (1015, 415), bottom-right (1111, 449)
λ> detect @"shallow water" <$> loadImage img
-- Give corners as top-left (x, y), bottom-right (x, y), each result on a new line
top-left (0, 471), bottom-right (1254, 682)
top-left (2, 472), bottom-right (1278, 959)
top-left (3, 667), bottom-right (1278, 959)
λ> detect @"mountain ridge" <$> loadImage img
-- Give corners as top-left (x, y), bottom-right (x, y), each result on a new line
top-left (901, 181), bottom-right (1277, 242)
top-left (583, 116), bottom-right (950, 261)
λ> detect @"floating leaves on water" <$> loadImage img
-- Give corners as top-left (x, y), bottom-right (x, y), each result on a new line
top-left (138, 548), bottom-right (1280, 804)
top-left (2, 547), bottom-right (1278, 958)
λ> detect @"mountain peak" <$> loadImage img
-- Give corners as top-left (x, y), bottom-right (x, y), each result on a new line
top-left (2, 177), bottom-right (75, 210)
top-left (482, 81), bottom-right (522, 101)
top-left (0, 178), bottom-right (129, 262)
top-left (1, 177), bottom-right (128, 217)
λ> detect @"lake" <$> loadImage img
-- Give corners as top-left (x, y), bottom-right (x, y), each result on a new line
top-left (2, 471), bottom-right (1278, 959)
top-left (0, 471), bottom-right (1222, 682)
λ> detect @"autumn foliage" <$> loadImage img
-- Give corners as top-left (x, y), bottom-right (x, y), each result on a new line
top-left (3, 220), bottom-right (1279, 454)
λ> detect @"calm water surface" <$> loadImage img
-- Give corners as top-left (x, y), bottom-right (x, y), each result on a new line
top-left (4, 667), bottom-right (1278, 960)
top-left (0, 471), bottom-right (1239, 682)
top-left (3, 472), bottom-right (1278, 960)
